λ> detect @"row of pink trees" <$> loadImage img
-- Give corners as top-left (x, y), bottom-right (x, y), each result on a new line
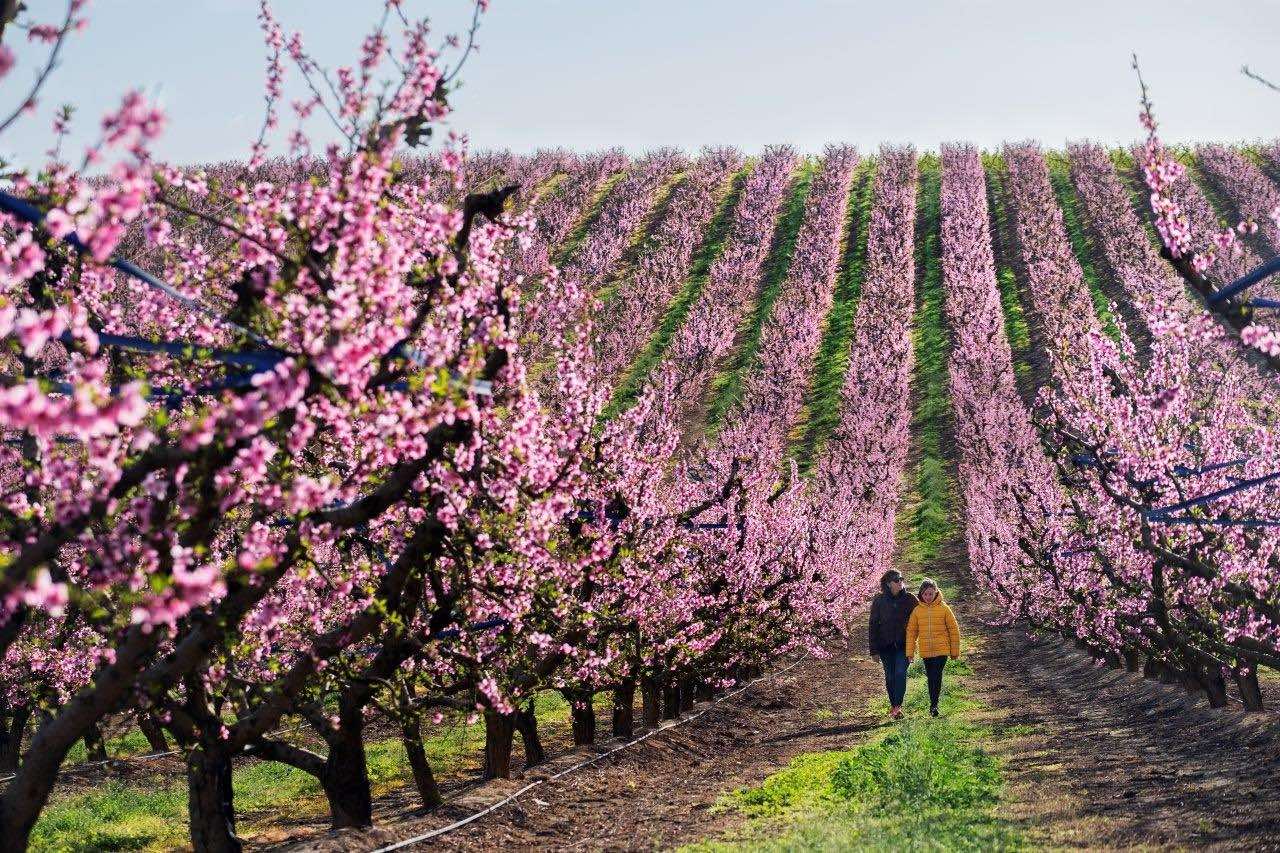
top-left (593, 148), bottom-right (744, 384)
top-left (962, 135), bottom-right (1280, 709)
top-left (0, 5), bottom-right (893, 849)
top-left (811, 148), bottom-right (918, 591)
top-left (537, 143), bottom-right (817, 740)
top-left (937, 145), bottom-right (1066, 630)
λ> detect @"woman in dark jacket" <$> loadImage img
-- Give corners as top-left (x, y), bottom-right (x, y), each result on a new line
top-left (868, 569), bottom-right (917, 719)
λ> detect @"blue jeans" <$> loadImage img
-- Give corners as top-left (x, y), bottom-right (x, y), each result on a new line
top-left (879, 647), bottom-right (908, 707)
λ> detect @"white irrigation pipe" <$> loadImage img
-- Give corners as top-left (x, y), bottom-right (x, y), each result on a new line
top-left (372, 656), bottom-right (809, 853)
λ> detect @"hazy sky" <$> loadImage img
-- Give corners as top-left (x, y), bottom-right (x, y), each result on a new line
top-left (3, 0), bottom-right (1279, 165)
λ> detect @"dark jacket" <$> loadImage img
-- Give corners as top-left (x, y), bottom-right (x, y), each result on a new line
top-left (868, 578), bottom-right (918, 655)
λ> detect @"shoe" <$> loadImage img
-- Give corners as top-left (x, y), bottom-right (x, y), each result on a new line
top-left (890, 705), bottom-right (903, 719)
top-left (929, 705), bottom-right (939, 717)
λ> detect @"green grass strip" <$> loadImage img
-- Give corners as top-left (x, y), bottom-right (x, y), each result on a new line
top-left (594, 168), bottom-right (690, 308)
top-left (980, 153), bottom-right (1033, 385)
top-left (526, 171), bottom-right (568, 210)
top-left (704, 159), bottom-right (818, 432)
top-left (33, 694), bottom-right (572, 852)
top-left (901, 153), bottom-right (956, 574)
top-left (604, 162), bottom-right (753, 419)
top-left (683, 657), bottom-right (1021, 852)
top-left (552, 168), bottom-right (628, 267)
top-left (1045, 152), bottom-right (1121, 341)
top-left (794, 156), bottom-right (877, 475)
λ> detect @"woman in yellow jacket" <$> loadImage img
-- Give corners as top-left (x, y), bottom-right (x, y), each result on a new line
top-left (905, 578), bottom-right (960, 716)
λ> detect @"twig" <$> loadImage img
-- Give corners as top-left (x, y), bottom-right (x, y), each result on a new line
top-left (441, 2), bottom-right (484, 87)
top-left (1242, 64), bottom-right (1280, 94)
top-left (0, 0), bottom-right (75, 136)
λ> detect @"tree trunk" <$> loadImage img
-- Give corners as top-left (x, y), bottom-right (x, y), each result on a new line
top-left (662, 679), bottom-right (680, 720)
top-left (640, 676), bottom-right (660, 729)
top-left (83, 723), bottom-right (108, 763)
top-left (679, 676), bottom-right (695, 712)
top-left (187, 745), bottom-right (241, 853)
top-left (1149, 658), bottom-right (1180, 685)
top-left (401, 719), bottom-right (442, 809)
top-left (1234, 663), bottom-right (1265, 712)
top-left (1198, 665), bottom-right (1230, 709)
top-left (483, 709), bottom-right (514, 780)
top-left (1142, 657), bottom-right (1160, 679)
top-left (696, 679), bottom-right (714, 702)
top-left (322, 717), bottom-right (373, 829)
top-left (1123, 650), bottom-right (1142, 673)
top-left (138, 713), bottom-right (169, 753)
top-left (0, 707), bottom-right (30, 771)
top-left (612, 680), bottom-right (635, 740)
top-left (1104, 650), bottom-right (1123, 670)
top-left (513, 701), bottom-right (545, 768)
top-left (570, 691), bottom-right (595, 746)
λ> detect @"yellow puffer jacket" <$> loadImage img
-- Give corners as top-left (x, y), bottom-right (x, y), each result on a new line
top-left (906, 591), bottom-right (960, 659)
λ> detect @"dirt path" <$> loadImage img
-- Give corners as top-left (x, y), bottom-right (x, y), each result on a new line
top-left (275, 643), bottom-right (883, 852)
top-left (967, 599), bottom-right (1280, 851)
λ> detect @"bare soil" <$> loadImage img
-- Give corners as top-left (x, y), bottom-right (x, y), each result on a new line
top-left (269, 588), bottom-right (1280, 853)
top-left (269, 646), bottom-right (883, 852)
top-left (972, 604), bottom-right (1280, 851)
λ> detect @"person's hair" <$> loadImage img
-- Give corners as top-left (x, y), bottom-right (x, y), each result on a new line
top-left (881, 569), bottom-right (903, 586)
top-left (918, 578), bottom-right (938, 597)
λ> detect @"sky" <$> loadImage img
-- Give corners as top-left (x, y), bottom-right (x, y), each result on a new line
top-left (3, 0), bottom-right (1279, 166)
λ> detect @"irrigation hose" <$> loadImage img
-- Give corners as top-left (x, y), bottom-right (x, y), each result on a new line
top-left (371, 656), bottom-right (808, 852)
